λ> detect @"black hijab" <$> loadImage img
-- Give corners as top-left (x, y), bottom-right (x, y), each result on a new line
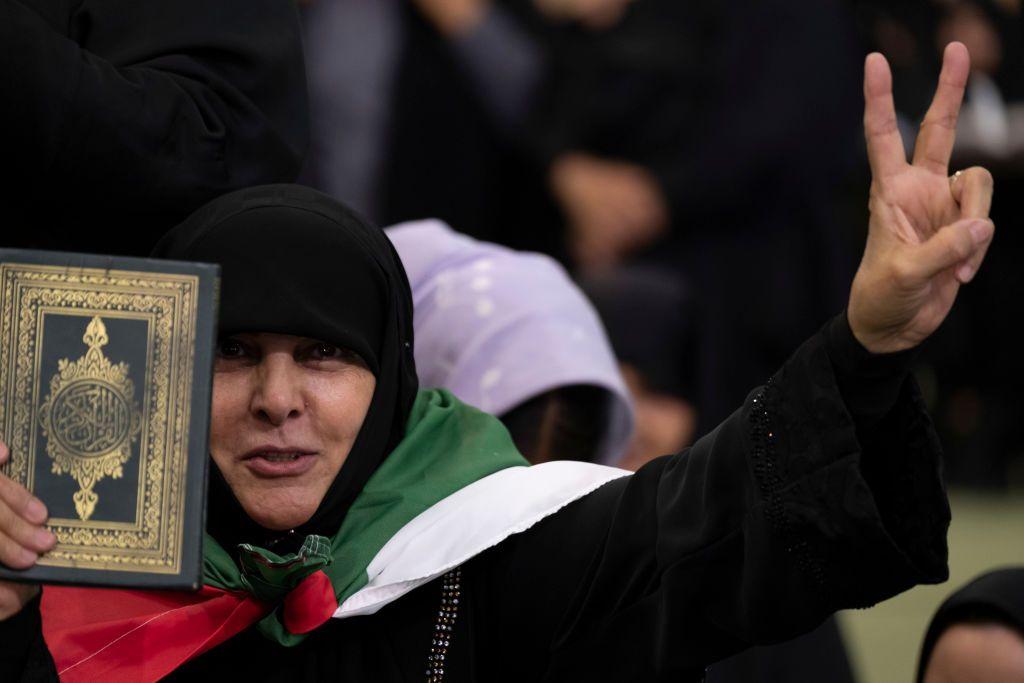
top-left (916, 567), bottom-right (1024, 682)
top-left (153, 184), bottom-right (418, 553)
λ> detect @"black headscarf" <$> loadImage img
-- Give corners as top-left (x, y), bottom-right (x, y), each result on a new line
top-left (916, 567), bottom-right (1024, 682)
top-left (152, 184), bottom-right (418, 554)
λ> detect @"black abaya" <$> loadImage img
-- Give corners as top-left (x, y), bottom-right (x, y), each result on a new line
top-left (0, 0), bottom-right (307, 256)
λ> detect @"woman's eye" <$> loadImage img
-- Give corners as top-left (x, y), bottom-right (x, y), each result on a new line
top-left (311, 343), bottom-right (340, 359)
top-left (216, 339), bottom-right (248, 358)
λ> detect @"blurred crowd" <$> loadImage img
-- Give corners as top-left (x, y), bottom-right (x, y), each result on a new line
top-left (300, 0), bottom-right (1024, 489)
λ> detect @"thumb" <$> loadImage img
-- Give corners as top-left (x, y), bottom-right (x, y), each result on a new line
top-left (909, 218), bottom-right (993, 281)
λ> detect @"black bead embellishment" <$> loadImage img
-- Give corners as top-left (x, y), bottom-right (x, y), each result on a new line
top-left (426, 568), bottom-right (462, 682)
top-left (749, 379), bottom-right (826, 590)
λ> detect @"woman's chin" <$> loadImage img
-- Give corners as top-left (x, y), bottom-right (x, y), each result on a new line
top-left (241, 497), bottom-right (317, 532)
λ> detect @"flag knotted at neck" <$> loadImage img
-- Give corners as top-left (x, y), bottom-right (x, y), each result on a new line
top-left (236, 535), bottom-right (338, 635)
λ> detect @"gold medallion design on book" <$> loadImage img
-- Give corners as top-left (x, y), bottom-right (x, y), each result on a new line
top-left (37, 316), bottom-right (143, 521)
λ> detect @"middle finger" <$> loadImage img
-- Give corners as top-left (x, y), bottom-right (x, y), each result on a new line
top-left (912, 42), bottom-right (970, 174)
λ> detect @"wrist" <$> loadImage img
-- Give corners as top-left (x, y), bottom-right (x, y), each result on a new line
top-left (827, 312), bottom-right (917, 422)
top-left (847, 271), bottom-right (922, 355)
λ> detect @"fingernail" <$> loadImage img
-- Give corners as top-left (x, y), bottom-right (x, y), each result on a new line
top-left (968, 220), bottom-right (993, 245)
top-left (34, 528), bottom-right (55, 550)
top-left (26, 498), bottom-right (47, 524)
top-left (957, 263), bottom-right (975, 282)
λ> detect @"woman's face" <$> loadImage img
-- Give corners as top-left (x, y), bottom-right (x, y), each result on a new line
top-left (210, 332), bottom-right (376, 531)
top-left (924, 622), bottom-right (1024, 683)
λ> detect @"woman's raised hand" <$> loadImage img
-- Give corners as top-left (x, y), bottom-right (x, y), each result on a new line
top-left (848, 42), bottom-right (995, 354)
top-left (0, 442), bottom-right (54, 619)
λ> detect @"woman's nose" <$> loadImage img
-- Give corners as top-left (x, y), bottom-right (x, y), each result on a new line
top-left (250, 354), bottom-right (304, 425)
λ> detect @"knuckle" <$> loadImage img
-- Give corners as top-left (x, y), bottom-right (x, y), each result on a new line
top-left (866, 113), bottom-right (898, 137)
top-left (921, 111), bottom-right (958, 131)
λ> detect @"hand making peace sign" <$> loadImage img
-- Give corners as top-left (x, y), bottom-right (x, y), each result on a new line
top-left (848, 42), bottom-right (995, 354)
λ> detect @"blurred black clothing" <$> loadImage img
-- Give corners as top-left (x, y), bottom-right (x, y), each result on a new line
top-left (378, 4), bottom-right (521, 241)
top-left (705, 616), bottom-right (856, 683)
top-left (580, 266), bottom-right (696, 399)
top-left (1, 0), bottom-right (308, 256)
top-left (558, 0), bottom-right (863, 431)
top-left (6, 315), bottom-right (950, 680)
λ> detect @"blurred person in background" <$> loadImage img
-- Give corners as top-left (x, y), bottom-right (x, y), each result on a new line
top-left (300, 0), bottom-right (608, 225)
top-left (534, 0), bottom-right (865, 436)
top-left (930, 0), bottom-right (1024, 489)
top-left (916, 567), bottom-right (1024, 682)
top-left (1, 0), bottom-right (308, 256)
top-left (386, 219), bottom-right (635, 466)
top-left (936, 0), bottom-right (1024, 160)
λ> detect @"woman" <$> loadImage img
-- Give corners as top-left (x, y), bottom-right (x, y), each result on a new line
top-left (386, 218), bottom-right (633, 465)
top-left (0, 44), bottom-right (997, 681)
top-left (917, 567), bottom-right (1024, 682)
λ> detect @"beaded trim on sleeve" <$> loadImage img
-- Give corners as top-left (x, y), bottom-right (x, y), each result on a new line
top-left (426, 568), bottom-right (462, 682)
top-left (749, 379), bottom-right (826, 589)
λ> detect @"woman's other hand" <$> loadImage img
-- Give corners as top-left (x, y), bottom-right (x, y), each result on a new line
top-left (848, 42), bottom-right (995, 354)
top-left (0, 442), bottom-right (54, 620)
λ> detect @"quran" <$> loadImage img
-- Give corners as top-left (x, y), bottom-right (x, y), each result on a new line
top-left (0, 250), bottom-right (218, 589)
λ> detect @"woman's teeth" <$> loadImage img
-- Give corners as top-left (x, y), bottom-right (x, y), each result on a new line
top-left (260, 453), bottom-right (301, 462)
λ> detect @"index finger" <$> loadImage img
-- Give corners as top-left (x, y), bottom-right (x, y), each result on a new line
top-left (912, 42), bottom-right (970, 174)
top-left (864, 52), bottom-right (908, 180)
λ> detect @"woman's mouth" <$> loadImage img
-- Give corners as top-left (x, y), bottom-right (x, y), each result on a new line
top-left (243, 448), bottom-right (317, 476)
